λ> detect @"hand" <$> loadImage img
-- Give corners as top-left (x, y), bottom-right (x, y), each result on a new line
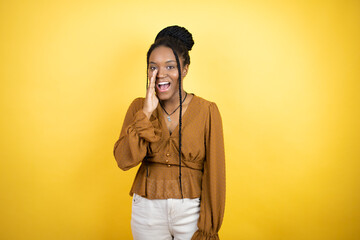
top-left (143, 69), bottom-right (158, 119)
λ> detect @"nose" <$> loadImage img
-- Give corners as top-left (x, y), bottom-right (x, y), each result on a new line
top-left (157, 67), bottom-right (166, 78)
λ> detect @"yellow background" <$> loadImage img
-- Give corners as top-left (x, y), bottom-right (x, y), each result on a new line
top-left (1, 0), bottom-right (359, 239)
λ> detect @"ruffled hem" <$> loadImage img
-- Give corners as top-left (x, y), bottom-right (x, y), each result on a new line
top-left (130, 163), bottom-right (203, 199)
top-left (191, 230), bottom-right (219, 240)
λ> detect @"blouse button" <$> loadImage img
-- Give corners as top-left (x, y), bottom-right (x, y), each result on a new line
top-left (165, 159), bottom-right (169, 163)
top-left (166, 153), bottom-right (170, 157)
top-left (167, 164), bottom-right (171, 167)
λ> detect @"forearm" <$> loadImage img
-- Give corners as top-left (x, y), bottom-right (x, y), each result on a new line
top-left (114, 109), bottom-right (162, 170)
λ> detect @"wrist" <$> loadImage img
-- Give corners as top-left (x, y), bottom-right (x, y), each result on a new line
top-left (142, 109), bottom-right (153, 119)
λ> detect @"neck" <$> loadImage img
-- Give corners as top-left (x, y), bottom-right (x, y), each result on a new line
top-left (161, 89), bottom-right (187, 109)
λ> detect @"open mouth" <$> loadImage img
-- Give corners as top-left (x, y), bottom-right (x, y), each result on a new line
top-left (157, 82), bottom-right (171, 92)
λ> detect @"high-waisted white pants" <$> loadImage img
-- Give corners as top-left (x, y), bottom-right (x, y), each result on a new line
top-left (131, 193), bottom-right (200, 240)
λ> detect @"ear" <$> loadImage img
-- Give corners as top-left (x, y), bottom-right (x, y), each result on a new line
top-left (182, 64), bottom-right (189, 77)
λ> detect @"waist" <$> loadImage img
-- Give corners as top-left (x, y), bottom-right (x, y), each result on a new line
top-left (146, 157), bottom-right (204, 170)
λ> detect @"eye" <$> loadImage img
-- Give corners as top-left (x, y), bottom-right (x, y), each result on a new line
top-left (149, 66), bottom-right (157, 71)
top-left (167, 65), bottom-right (176, 70)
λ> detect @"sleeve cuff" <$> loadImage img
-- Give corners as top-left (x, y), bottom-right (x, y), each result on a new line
top-left (191, 230), bottom-right (219, 240)
top-left (130, 110), bottom-right (161, 142)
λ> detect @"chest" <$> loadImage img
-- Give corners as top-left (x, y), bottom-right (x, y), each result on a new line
top-left (162, 104), bottom-right (190, 135)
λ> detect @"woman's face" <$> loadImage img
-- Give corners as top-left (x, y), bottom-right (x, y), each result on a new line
top-left (148, 46), bottom-right (188, 101)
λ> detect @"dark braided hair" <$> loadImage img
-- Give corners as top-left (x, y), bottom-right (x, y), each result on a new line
top-left (146, 25), bottom-right (194, 199)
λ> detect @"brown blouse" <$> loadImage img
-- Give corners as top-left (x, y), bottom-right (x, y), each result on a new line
top-left (113, 94), bottom-right (226, 239)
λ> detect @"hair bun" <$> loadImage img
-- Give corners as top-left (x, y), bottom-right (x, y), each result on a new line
top-left (155, 25), bottom-right (194, 51)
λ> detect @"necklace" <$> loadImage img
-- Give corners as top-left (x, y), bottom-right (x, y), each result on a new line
top-left (160, 92), bottom-right (188, 122)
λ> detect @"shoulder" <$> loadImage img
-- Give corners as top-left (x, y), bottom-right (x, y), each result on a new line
top-left (129, 97), bottom-right (145, 109)
top-left (192, 96), bottom-right (223, 128)
top-left (124, 97), bottom-right (145, 116)
top-left (192, 95), bottom-right (220, 112)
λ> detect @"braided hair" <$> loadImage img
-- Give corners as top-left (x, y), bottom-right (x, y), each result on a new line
top-left (146, 25), bottom-right (194, 199)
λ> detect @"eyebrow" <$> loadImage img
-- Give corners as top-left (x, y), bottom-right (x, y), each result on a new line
top-left (149, 60), bottom-right (176, 64)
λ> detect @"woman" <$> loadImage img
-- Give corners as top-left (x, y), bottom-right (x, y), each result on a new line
top-left (113, 25), bottom-right (225, 240)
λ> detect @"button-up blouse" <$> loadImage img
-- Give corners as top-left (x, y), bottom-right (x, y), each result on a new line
top-left (113, 94), bottom-right (226, 239)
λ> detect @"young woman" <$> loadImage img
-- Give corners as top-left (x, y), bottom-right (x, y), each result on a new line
top-left (113, 25), bottom-right (226, 240)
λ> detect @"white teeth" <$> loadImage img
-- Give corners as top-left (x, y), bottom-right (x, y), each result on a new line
top-left (158, 82), bottom-right (170, 85)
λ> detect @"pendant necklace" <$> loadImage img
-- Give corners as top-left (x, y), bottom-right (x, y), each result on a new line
top-left (160, 92), bottom-right (188, 122)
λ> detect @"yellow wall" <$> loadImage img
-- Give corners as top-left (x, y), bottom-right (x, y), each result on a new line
top-left (1, 0), bottom-right (359, 239)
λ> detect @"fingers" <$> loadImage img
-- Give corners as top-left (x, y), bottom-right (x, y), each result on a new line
top-left (149, 69), bottom-right (157, 90)
top-left (146, 70), bottom-right (157, 99)
top-left (144, 70), bottom-right (158, 117)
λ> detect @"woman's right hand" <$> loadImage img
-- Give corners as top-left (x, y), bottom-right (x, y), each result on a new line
top-left (142, 69), bottom-right (158, 119)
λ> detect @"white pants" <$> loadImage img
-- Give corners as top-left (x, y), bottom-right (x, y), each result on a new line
top-left (131, 194), bottom-right (200, 240)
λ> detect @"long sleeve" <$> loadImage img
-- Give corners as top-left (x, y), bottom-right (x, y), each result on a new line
top-left (192, 102), bottom-right (226, 240)
top-left (113, 98), bottom-right (162, 171)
